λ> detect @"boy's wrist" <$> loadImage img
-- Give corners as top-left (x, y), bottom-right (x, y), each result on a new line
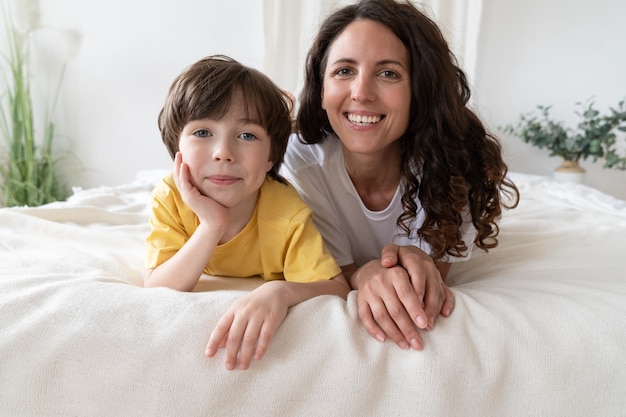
top-left (340, 264), bottom-right (358, 290)
top-left (194, 221), bottom-right (224, 243)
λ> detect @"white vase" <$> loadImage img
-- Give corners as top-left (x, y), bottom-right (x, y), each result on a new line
top-left (553, 160), bottom-right (585, 184)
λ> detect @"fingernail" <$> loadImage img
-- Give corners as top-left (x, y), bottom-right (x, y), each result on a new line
top-left (399, 341), bottom-right (409, 350)
top-left (410, 338), bottom-right (422, 350)
top-left (416, 316), bottom-right (427, 328)
top-left (375, 333), bottom-right (385, 343)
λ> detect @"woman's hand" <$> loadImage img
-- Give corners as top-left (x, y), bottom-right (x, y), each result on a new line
top-left (381, 244), bottom-right (454, 323)
top-left (205, 281), bottom-right (289, 370)
top-left (350, 244), bottom-right (454, 350)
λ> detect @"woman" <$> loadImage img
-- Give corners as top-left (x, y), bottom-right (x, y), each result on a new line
top-left (280, 0), bottom-right (519, 350)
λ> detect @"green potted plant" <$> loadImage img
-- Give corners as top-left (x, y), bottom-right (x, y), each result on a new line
top-left (503, 98), bottom-right (626, 182)
top-left (0, 2), bottom-right (69, 207)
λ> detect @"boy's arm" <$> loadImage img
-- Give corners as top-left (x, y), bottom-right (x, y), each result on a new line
top-left (275, 273), bottom-right (350, 304)
top-left (145, 153), bottom-right (229, 291)
top-left (206, 273), bottom-right (350, 370)
top-left (144, 222), bottom-right (221, 291)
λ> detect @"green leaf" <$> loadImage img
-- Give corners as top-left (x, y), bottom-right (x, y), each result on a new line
top-left (1, 3), bottom-right (70, 206)
top-left (500, 97), bottom-right (626, 170)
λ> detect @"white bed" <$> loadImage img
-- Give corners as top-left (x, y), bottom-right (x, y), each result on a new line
top-left (1, 171), bottom-right (625, 417)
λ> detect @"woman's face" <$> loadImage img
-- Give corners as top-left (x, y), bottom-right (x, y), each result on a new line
top-left (321, 19), bottom-right (411, 156)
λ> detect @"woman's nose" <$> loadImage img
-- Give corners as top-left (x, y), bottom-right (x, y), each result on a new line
top-left (351, 74), bottom-right (375, 102)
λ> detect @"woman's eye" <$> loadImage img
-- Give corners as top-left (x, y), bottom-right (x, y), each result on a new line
top-left (239, 132), bottom-right (257, 141)
top-left (380, 70), bottom-right (399, 79)
top-left (194, 129), bottom-right (210, 138)
top-left (334, 68), bottom-right (353, 77)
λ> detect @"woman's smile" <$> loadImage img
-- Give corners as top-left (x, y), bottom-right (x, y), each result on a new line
top-left (346, 113), bottom-right (384, 126)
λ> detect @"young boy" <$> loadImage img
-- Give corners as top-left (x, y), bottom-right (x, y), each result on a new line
top-left (144, 55), bottom-right (349, 370)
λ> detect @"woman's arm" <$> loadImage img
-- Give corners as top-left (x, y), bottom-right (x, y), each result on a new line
top-left (206, 274), bottom-right (350, 370)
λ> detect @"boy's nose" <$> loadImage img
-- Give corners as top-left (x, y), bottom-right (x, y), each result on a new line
top-left (212, 138), bottom-right (234, 162)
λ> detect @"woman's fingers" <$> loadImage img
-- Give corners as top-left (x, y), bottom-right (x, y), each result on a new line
top-left (394, 246), bottom-right (454, 328)
top-left (357, 266), bottom-right (425, 350)
top-left (440, 284), bottom-right (455, 317)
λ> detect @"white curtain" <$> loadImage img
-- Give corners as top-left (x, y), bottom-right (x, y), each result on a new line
top-left (262, 0), bottom-right (483, 98)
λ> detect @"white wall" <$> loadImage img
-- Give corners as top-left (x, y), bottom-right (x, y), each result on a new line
top-left (35, 0), bottom-right (265, 188)
top-left (15, 0), bottom-right (626, 200)
top-left (473, 0), bottom-right (626, 199)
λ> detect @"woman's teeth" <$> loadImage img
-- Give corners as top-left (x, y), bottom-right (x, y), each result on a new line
top-left (347, 114), bottom-right (382, 125)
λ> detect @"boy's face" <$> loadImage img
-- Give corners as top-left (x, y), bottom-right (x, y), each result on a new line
top-left (178, 92), bottom-right (273, 209)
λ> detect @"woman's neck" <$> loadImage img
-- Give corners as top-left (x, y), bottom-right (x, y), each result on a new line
top-left (342, 144), bottom-right (402, 211)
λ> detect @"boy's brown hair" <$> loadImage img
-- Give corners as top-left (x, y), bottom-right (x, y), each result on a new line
top-left (158, 55), bottom-right (292, 183)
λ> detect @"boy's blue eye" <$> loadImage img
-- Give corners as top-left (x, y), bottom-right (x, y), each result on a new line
top-left (239, 132), bottom-right (257, 141)
top-left (194, 129), bottom-right (210, 138)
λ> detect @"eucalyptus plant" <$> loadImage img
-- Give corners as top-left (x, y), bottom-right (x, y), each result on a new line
top-left (0, 3), bottom-right (68, 207)
top-left (503, 99), bottom-right (626, 170)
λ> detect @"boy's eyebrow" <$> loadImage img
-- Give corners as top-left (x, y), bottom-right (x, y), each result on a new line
top-left (238, 117), bottom-right (263, 126)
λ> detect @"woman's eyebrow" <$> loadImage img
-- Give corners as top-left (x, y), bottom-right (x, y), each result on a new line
top-left (330, 57), bottom-right (406, 68)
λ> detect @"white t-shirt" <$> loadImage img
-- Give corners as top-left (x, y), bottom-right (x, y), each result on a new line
top-left (280, 134), bottom-right (476, 267)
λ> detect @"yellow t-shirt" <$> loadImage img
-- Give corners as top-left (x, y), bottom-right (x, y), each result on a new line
top-left (145, 173), bottom-right (341, 282)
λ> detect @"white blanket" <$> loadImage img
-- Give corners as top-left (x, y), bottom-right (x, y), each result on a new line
top-left (1, 172), bottom-right (625, 417)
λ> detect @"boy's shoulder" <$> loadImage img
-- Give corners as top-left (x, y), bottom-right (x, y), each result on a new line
top-left (151, 172), bottom-right (176, 198)
top-left (257, 178), bottom-right (311, 222)
top-left (152, 172), bottom-right (182, 202)
top-left (151, 172), bottom-right (194, 217)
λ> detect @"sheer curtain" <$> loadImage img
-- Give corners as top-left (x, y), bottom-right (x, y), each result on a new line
top-left (262, 0), bottom-right (483, 98)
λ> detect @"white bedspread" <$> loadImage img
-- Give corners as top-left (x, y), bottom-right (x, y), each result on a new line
top-left (1, 172), bottom-right (625, 417)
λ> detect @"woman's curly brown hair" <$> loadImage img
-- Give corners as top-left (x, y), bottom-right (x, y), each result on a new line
top-left (297, 0), bottom-right (519, 260)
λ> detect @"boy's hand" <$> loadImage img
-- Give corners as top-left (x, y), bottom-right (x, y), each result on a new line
top-left (205, 281), bottom-right (289, 370)
top-left (173, 152), bottom-right (229, 231)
